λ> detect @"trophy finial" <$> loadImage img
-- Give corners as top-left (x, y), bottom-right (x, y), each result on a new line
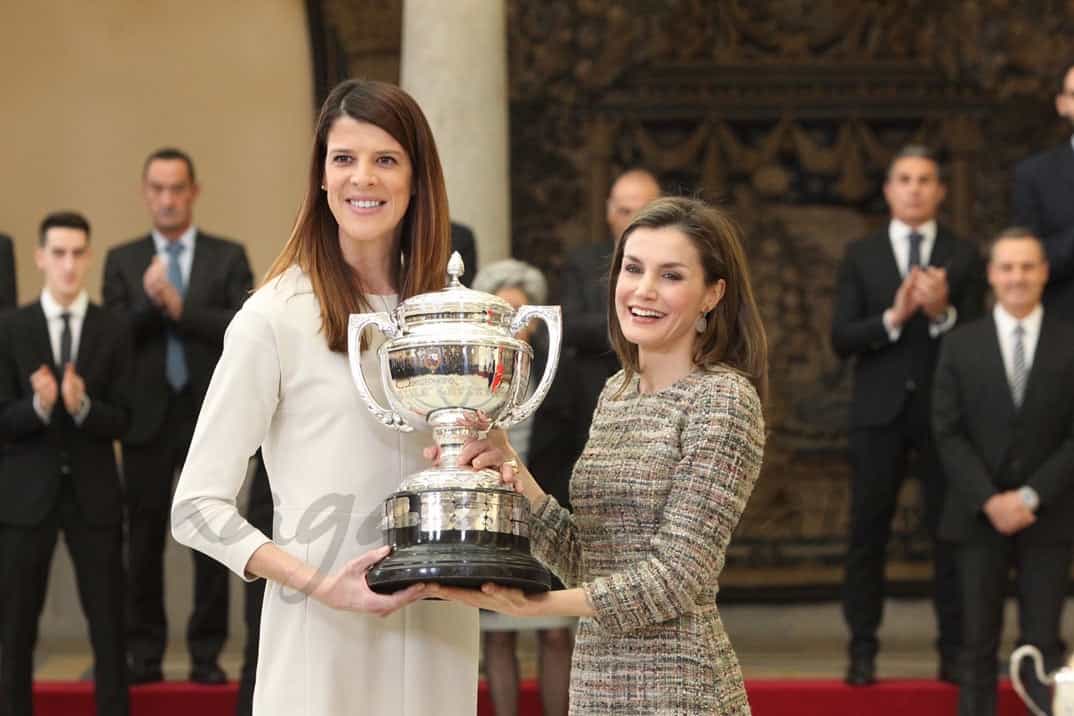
top-left (447, 251), bottom-right (465, 287)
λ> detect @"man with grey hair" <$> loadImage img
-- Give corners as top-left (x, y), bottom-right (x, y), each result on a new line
top-left (472, 258), bottom-right (574, 716)
top-left (933, 227), bottom-right (1074, 715)
top-left (1012, 61), bottom-right (1074, 323)
top-left (832, 145), bottom-right (985, 686)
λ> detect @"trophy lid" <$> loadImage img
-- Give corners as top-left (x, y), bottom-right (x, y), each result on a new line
top-left (397, 251), bottom-right (515, 328)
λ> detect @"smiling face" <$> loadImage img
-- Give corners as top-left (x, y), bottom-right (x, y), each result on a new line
top-left (323, 116), bottom-right (413, 252)
top-left (989, 236), bottom-right (1048, 318)
top-left (614, 226), bottom-right (723, 360)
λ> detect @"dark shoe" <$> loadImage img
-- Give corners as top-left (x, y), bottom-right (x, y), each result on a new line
top-left (845, 654), bottom-right (876, 686)
top-left (190, 663), bottom-right (227, 685)
top-left (128, 664), bottom-right (164, 685)
top-left (938, 659), bottom-right (960, 684)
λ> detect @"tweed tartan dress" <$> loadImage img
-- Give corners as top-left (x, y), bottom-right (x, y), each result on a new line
top-left (530, 367), bottom-right (765, 715)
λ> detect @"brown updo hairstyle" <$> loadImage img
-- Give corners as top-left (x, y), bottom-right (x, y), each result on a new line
top-left (264, 79), bottom-right (451, 352)
top-left (606, 196), bottom-right (768, 403)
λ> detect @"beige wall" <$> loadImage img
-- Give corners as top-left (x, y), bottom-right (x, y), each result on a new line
top-left (0, 1), bottom-right (314, 300)
top-left (0, 2), bottom-right (312, 645)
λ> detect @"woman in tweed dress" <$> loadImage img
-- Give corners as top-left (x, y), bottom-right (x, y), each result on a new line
top-left (433, 197), bottom-right (768, 715)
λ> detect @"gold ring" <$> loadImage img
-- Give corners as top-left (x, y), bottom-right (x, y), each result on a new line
top-left (502, 459), bottom-right (519, 472)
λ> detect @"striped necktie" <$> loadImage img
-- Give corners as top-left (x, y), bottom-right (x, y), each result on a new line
top-left (1011, 323), bottom-right (1027, 407)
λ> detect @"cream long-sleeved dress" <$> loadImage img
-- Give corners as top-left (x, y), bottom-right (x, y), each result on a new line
top-left (171, 265), bottom-right (478, 716)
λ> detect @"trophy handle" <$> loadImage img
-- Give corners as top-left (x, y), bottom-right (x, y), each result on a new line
top-left (499, 305), bottom-right (562, 428)
top-left (347, 313), bottom-right (413, 432)
top-left (1010, 645), bottom-right (1051, 716)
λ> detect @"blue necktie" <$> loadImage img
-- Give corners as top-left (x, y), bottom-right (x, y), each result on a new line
top-left (165, 242), bottom-right (189, 391)
top-left (907, 231), bottom-right (923, 271)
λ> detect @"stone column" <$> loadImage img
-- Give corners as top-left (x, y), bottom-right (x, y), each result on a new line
top-left (400, 0), bottom-right (510, 268)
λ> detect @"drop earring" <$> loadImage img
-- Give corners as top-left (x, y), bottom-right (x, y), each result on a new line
top-left (695, 311), bottom-right (708, 334)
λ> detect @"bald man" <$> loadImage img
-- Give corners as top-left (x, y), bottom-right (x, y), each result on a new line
top-left (528, 169), bottom-right (661, 507)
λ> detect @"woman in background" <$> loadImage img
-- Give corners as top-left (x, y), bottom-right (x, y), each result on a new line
top-left (473, 259), bottom-right (573, 716)
top-left (436, 197), bottom-right (768, 715)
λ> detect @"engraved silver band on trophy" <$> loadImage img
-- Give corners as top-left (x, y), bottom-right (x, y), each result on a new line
top-left (348, 252), bottom-right (560, 592)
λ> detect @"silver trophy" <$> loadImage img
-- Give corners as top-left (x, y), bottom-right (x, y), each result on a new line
top-left (348, 252), bottom-right (560, 592)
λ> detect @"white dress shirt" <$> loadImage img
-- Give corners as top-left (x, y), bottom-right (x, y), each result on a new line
top-left (882, 218), bottom-right (958, 341)
top-left (993, 303), bottom-right (1043, 390)
top-left (34, 288), bottom-right (91, 424)
top-left (152, 226), bottom-right (197, 285)
top-left (889, 218), bottom-right (938, 276)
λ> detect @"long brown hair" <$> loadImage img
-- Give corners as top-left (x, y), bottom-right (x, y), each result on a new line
top-left (264, 79), bottom-right (450, 352)
top-left (607, 197), bottom-right (769, 403)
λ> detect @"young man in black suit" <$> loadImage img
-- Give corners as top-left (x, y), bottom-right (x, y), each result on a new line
top-left (831, 145), bottom-right (986, 685)
top-left (102, 148), bottom-right (253, 685)
top-left (0, 211), bottom-right (132, 716)
top-left (1012, 62), bottom-right (1074, 323)
top-left (0, 232), bottom-right (15, 310)
top-left (933, 228), bottom-right (1074, 716)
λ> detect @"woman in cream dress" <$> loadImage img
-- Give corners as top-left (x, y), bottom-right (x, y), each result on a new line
top-left (172, 79), bottom-right (501, 715)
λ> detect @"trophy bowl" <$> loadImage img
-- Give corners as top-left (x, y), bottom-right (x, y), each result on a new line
top-left (348, 252), bottom-right (560, 593)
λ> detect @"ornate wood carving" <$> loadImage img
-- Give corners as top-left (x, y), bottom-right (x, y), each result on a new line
top-left (305, 0), bottom-right (1074, 595)
top-left (505, 0), bottom-right (1074, 596)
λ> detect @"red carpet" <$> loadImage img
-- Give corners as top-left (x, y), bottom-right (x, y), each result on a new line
top-left (34, 678), bottom-right (1028, 715)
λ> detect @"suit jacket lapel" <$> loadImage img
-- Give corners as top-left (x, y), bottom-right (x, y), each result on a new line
top-left (875, 230), bottom-right (903, 301)
top-left (1055, 145), bottom-right (1074, 196)
top-left (75, 304), bottom-right (101, 375)
top-left (137, 234), bottom-right (157, 269)
top-left (1019, 317), bottom-right (1056, 413)
top-left (29, 303), bottom-right (56, 374)
top-left (185, 231), bottom-right (212, 306)
top-left (929, 226), bottom-right (954, 269)
top-left (984, 319), bottom-right (1017, 417)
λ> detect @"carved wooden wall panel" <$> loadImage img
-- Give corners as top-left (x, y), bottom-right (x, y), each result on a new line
top-left (504, 0), bottom-right (1074, 597)
top-left (306, 0), bottom-right (1074, 596)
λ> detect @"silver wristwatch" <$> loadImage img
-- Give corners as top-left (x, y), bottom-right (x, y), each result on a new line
top-left (1018, 486), bottom-right (1040, 512)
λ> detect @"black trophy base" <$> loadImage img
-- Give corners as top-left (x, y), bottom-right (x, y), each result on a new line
top-left (367, 530), bottom-right (552, 594)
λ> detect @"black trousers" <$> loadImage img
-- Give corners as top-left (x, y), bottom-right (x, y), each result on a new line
top-left (124, 388), bottom-right (228, 671)
top-left (957, 536), bottom-right (1071, 716)
top-left (843, 389), bottom-right (961, 661)
top-left (0, 478), bottom-right (128, 716)
top-left (236, 453), bottom-right (273, 716)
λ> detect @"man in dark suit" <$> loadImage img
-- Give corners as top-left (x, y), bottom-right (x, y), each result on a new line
top-left (103, 148), bottom-right (253, 685)
top-left (0, 233), bottom-right (15, 310)
top-left (933, 228), bottom-right (1074, 716)
top-left (450, 221), bottom-right (477, 287)
top-left (529, 168), bottom-right (661, 494)
top-left (832, 145), bottom-right (985, 685)
top-left (0, 211), bottom-right (132, 716)
top-left (1012, 62), bottom-right (1074, 322)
